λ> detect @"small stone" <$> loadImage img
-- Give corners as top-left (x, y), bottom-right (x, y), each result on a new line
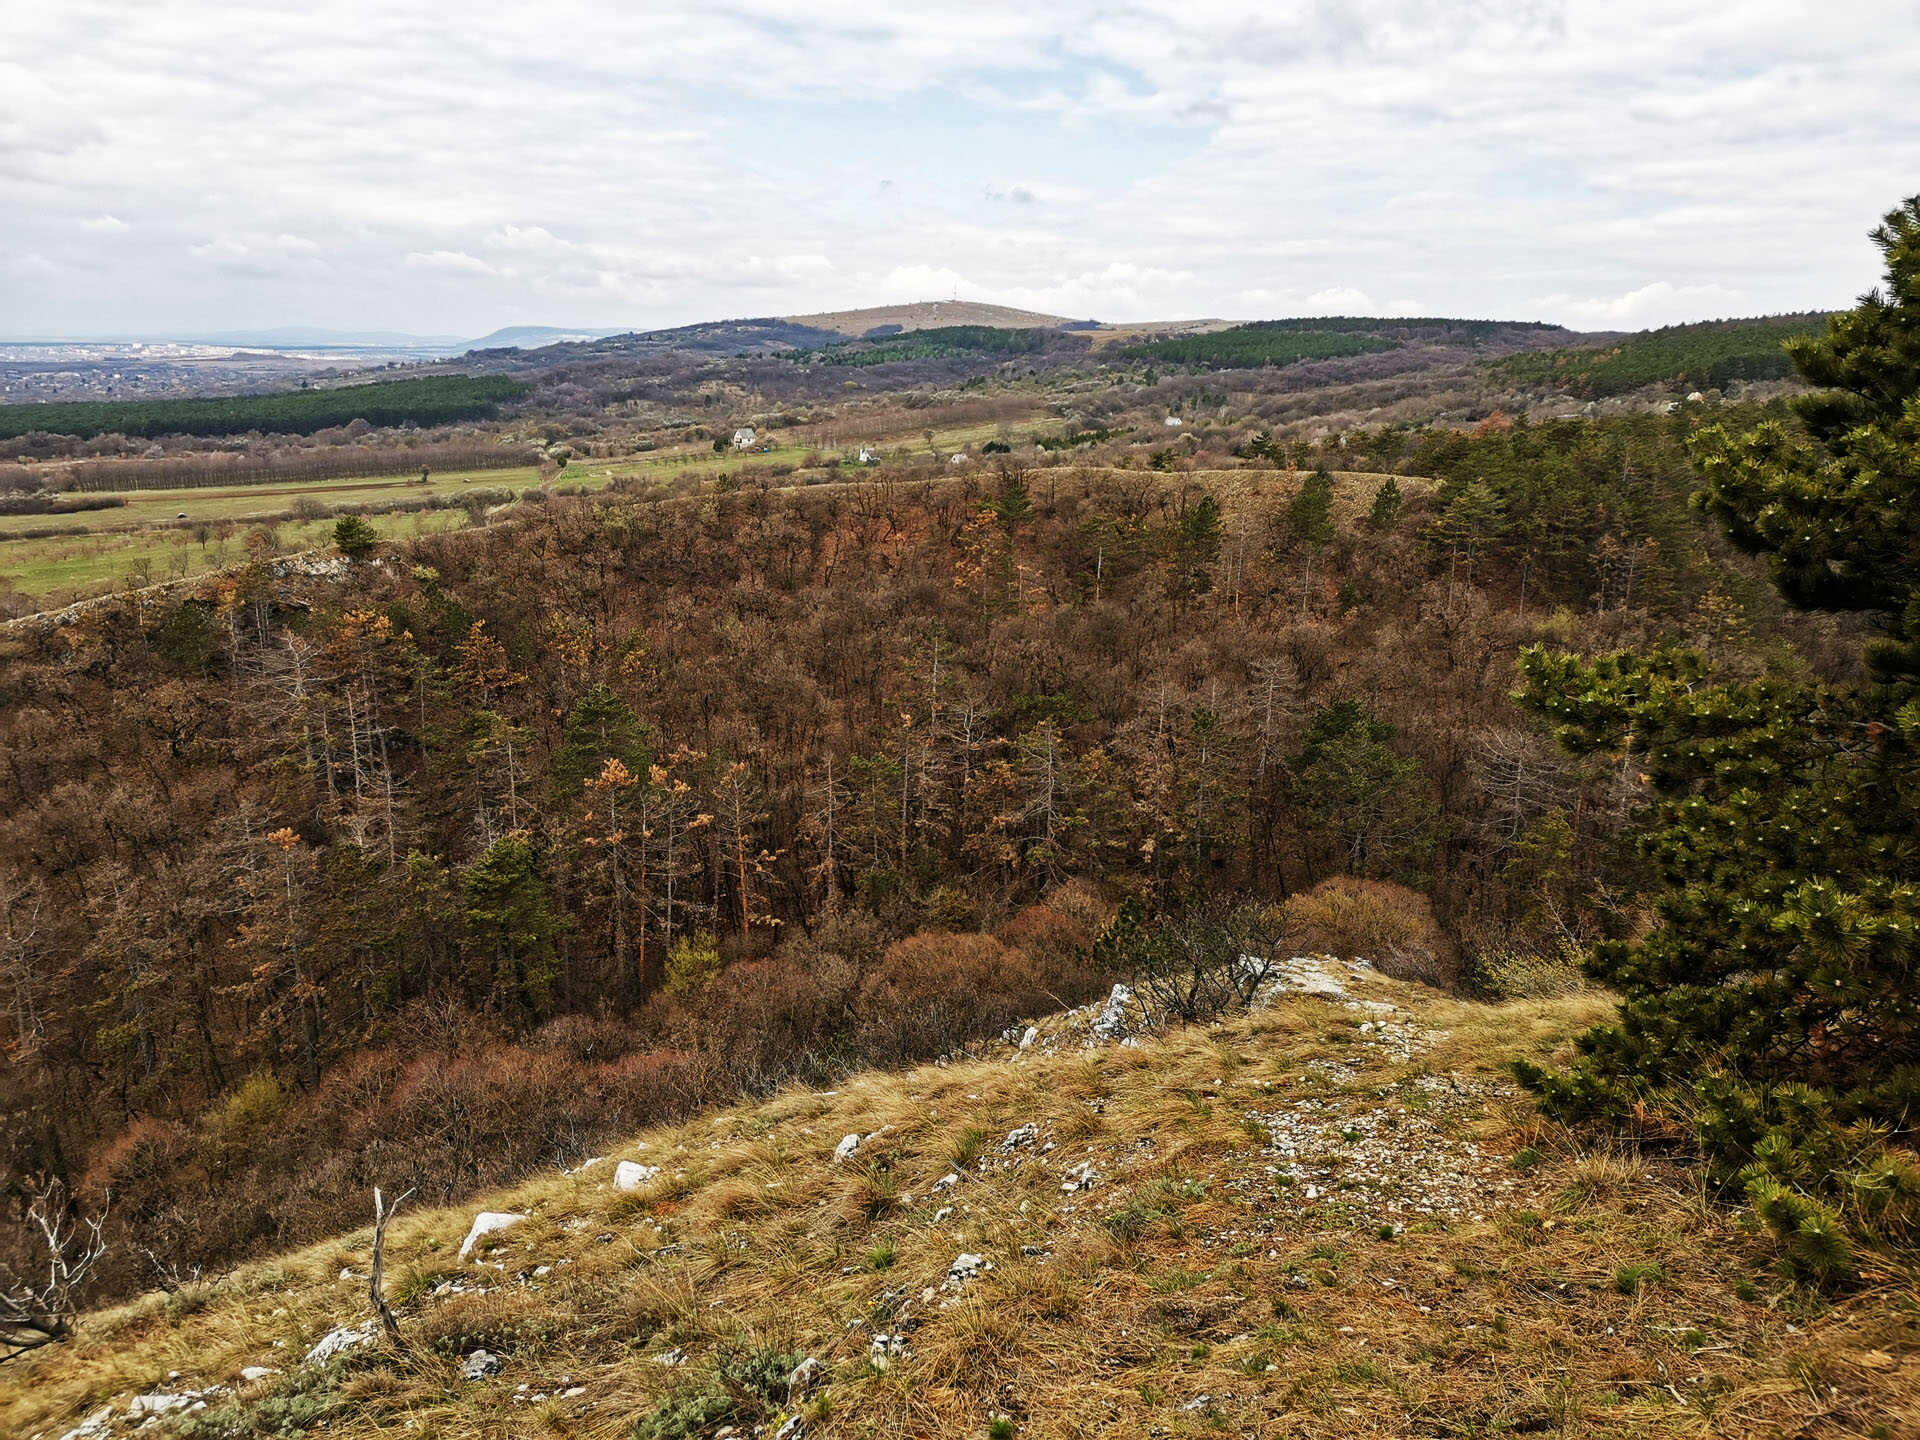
top-left (945, 1252), bottom-right (992, 1287)
top-left (59, 1407), bottom-right (113, 1440)
top-left (833, 1133), bottom-right (862, 1163)
top-left (128, 1393), bottom-right (196, 1418)
top-left (304, 1322), bottom-right (378, 1365)
top-left (787, 1355), bottom-right (826, 1403)
top-left (240, 1365), bottom-right (278, 1383)
top-left (614, 1160), bottom-right (659, 1192)
top-left (460, 1349), bottom-right (502, 1381)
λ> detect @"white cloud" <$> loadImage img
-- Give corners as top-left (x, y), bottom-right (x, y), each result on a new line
top-left (6, 252), bottom-right (60, 278)
top-left (1, 2), bottom-right (1914, 334)
top-left (1536, 281), bottom-right (1754, 330)
top-left (406, 250), bottom-right (504, 277)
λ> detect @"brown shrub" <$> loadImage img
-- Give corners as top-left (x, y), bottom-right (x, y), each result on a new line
top-left (854, 928), bottom-right (1103, 1060)
top-left (1044, 878), bottom-right (1113, 939)
top-left (1279, 877), bottom-right (1457, 989)
top-left (855, 932), bottom-right (1027, 1061)
top-left (669, 952), bottom-right (859, 1088)
top-left (994, 903), bottom-right (1092, 967)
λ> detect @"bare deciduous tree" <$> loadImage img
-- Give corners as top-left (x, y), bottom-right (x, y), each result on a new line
top-left (1, 1178), bottom-right (108, 1364)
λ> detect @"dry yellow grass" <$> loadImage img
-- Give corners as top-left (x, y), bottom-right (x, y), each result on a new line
top-left (7, 970), bottom-right (1915, 1440)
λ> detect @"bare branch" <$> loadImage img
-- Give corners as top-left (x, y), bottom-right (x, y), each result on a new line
top-left (368, 1185), bottom-right (414, 1345)
top-left (0, 1178), bottom-right (108, 1364)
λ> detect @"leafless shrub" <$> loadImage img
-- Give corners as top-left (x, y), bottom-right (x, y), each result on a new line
top-left (1119, 903), bottom-right (1281, 1027)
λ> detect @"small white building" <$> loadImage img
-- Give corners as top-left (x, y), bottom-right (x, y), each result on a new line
top-left (732, 427), bottom-right (757, 449)
top-left (1164, 416), bottom-right (1183, 428)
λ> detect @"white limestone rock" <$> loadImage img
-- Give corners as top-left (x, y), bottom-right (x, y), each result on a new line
top-left (304, 1322), bottom-right (378, 1365)
top-left (787, 1355), bottom-right (826, 1403)
top-left (458, 1210), bottom-right (526, 1260)
top-left (614, 1160), bottom-right (659, 1192)
top-left (1090, 983), bottom-right (1135, 1041)
top-left (945, 1252), bottom-right (993, 1288)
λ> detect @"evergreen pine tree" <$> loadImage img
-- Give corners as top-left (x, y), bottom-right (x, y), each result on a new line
top-left (333, 514), bottom-right (380, 559)
top-left (1366, 476), bottom-right (1403, 530)
top-left (1514, 195), bottom-right (1920, 1275)
top-left (1288, 466), bottom-right (1335, 549)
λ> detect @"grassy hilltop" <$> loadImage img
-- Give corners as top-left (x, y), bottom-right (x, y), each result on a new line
top-left (7, 965), bottom-right (1914, 1440)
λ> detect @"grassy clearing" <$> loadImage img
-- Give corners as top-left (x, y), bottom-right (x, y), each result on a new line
top-left (0, 413), bottom-right (1055, 605)
top-left (0, 465), bottom-right (564, 537)
top-left (601, 416), bottom-right (1056, 484)
top-left (7, 973), bottom-right (1912, 1440)
top-left (0, 509), bottom-right (476, 599)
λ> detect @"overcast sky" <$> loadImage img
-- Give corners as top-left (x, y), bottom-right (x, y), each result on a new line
top-left (3, 1), bottom-right (1916, 338)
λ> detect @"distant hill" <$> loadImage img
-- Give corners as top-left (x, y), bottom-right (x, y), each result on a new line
top-left (1488, 313), bottom-right (1831, 397)
top-left (782, 301), bottom-right (1076, 337)
top-left (1117, 315), bottom-right (1570, 370)
top-left (789, 323), bottom-right (1078, 367)
top-left (461, 325), bottom-right (624, 351)
top-left (455, 317), bottom-right (853, 368)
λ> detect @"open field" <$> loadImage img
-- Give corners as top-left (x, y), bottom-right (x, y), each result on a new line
top-left (0, 465), bottom-right (554, 538)
top-left (0, 509), bottom-right (477, 598)
top-left (0, 413), bottom-right (1064, 602)
top-left (6, 969), bottom-right (1913, 1440)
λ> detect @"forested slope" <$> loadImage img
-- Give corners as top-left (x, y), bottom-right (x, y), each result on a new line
top-left (0, 416), bottom-right (1849, 1289)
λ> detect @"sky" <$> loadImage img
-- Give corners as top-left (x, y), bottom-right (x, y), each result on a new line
top-left (3, 1), bottom-right (1916, 338)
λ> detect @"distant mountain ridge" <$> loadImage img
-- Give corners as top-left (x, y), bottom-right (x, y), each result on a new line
top-left (781, 300), bottom-right (1080, 336)
top-left (462, 325), bottom-right (625, 350)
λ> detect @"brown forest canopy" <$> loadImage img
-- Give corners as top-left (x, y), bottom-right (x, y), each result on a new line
top-left (0, 421), bottom-right (1851, 1285)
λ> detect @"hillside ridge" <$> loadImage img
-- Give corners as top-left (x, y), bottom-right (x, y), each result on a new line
top-left (11, 961), bottom-right (1914, 1440)
top-left (779, 302), bottom-right (1079, 336)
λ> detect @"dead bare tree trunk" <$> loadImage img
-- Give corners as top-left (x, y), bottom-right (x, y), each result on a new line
top-left (368, 1186), bottom-right (414, 1346)
top-left (1, 1179), bottom-right (107, 1364)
